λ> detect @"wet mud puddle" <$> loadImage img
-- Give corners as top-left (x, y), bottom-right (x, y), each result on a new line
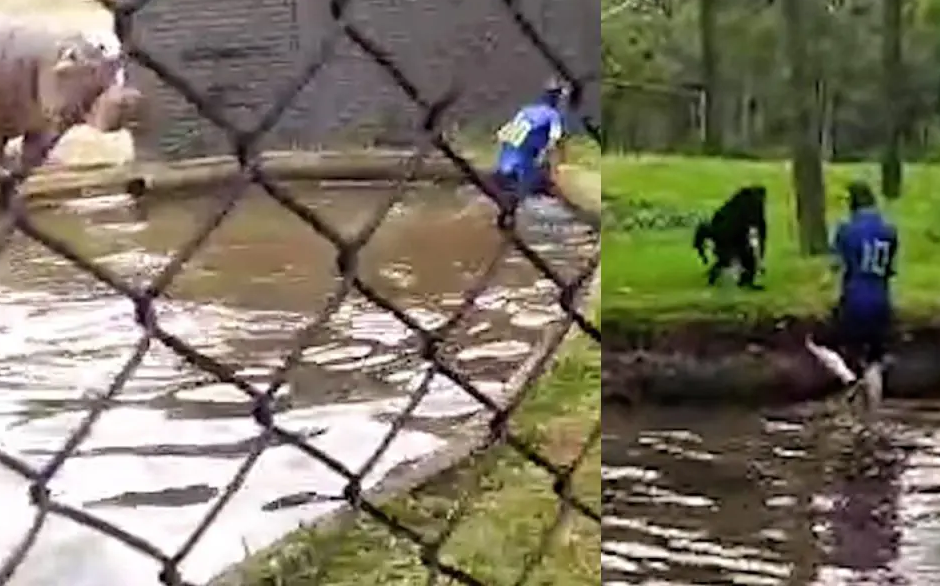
top-left (604, 403), bottom-right (940, 586)
top-left (0, 184), bottom-right (596, 586)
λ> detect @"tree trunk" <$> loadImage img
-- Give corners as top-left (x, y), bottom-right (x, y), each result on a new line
top-left (782, 0), bottom-right (828, 255)
top-left (741, 83), bottom-right (753, 150)
top-left (881, 0), bottom-right (903, 200)
top-left (818, 80), bottom-right (834, 162)
top-left (700, 0), bottom-right (722, 154)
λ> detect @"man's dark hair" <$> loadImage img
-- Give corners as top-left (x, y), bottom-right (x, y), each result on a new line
top-left (540, 76), bottom-right (570, 107)
top-left (847, 181), bottom-right (877, 212)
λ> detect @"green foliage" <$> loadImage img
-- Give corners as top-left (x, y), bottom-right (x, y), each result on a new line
top-left (602, 0), bottom-right (940, 158)
top-left (601, 195), bottom-right (704, 232)
top-left (601, 155), bottom-right (940, 324)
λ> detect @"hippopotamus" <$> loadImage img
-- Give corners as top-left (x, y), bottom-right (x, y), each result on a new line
top-left (0, 19), bottom-right (146, 171)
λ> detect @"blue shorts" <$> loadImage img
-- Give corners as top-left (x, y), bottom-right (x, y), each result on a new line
top-left (833, 296), bottom-right (892, 364)
top-left (490, 166), bottom-right (553, 200)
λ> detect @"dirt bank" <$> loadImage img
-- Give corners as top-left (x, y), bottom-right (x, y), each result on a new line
top-left (602, 316), bottom-right (940, 407)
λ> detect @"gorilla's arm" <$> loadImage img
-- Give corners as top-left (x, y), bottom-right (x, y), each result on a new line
top-left (753, 202), bottom-right (767, 260)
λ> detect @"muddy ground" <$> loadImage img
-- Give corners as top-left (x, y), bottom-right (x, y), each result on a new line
top-left (603, 316), bottom-right (940, 406)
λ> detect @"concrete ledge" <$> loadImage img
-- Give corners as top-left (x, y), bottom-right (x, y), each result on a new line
top-left (20, 150), bottom-right (471, 206)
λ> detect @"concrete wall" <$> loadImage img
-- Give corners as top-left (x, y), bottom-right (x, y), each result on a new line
top-left (127, 0), bottom-right (598, 160)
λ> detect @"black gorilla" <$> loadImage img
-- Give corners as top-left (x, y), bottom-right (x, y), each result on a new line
top-left (692, 185), bottom-right (767, 289)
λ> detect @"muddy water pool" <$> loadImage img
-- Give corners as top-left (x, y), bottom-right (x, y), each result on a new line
top-left (0, 183), bottom-right (596, 585)
top-left (604, 401), bottom-right (940, 586)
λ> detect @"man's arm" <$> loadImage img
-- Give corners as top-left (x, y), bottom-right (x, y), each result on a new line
top-left (830, 222), bottom-right (847, 272)
top-left (545, 110), bottom-right (567, 170)
top-left (887, 227), bottom-right (899, 278)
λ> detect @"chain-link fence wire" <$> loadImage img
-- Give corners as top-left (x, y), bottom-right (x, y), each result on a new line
top-left (0, 0), bottom-right (600, 584)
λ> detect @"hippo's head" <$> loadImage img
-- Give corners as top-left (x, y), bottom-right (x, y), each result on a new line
top-left (43, 35), bottom-right (146, 133)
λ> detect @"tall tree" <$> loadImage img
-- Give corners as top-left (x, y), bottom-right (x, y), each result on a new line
top-left (881, 0), bottom-right (904, 199)
top-left (700, 0), bottom-right (722, 154)
top-left (782, 0), bottom-right (828, 254)
top-left (602, 0), bottom-right (940, 159)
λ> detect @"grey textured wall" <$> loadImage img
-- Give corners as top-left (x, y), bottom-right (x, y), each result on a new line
top-left (127, 0), bottom-right (598, 160)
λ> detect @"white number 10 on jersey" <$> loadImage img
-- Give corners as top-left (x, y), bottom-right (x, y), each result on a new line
top-left (860, 239), bottom-right (891, 276)
top-left (497, 115), bottom-right (532, 148)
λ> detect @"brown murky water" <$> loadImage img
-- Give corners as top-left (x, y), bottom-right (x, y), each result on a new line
top-left (0, 183), bottom-right (596, 585)
top-left (604, 402), bottom-right (940, 586)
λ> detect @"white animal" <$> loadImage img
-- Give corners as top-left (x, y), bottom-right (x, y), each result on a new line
top-left (0, 18), bottom-right (145, 171)
top-left (804, 336), bottom-right (857, 385)
top-left (804, 336), bottom-right (883, 411)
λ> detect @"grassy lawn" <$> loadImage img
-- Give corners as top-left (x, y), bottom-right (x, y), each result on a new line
top-left (602, 155), bottom-right (940, 325)
top-left (235, 337), bottom-right (600, 586)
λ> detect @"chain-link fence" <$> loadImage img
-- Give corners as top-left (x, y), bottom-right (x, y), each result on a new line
top-left (0, 0), bottom-right (600, 584)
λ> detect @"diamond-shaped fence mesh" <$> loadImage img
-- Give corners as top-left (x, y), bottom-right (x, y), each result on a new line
top-left (0, 0), bottom-right (600, 584)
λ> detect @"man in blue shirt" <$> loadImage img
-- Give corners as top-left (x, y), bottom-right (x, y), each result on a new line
top-left (830, 181), bottom-right (899, 372)
top-left (489, 78), bottom-right (569, 225)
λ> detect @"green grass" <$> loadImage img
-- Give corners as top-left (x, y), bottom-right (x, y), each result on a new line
top-left (236, 337), bottom-right (600, 586)
top-left (601, 155), bottom-right (940, 325)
